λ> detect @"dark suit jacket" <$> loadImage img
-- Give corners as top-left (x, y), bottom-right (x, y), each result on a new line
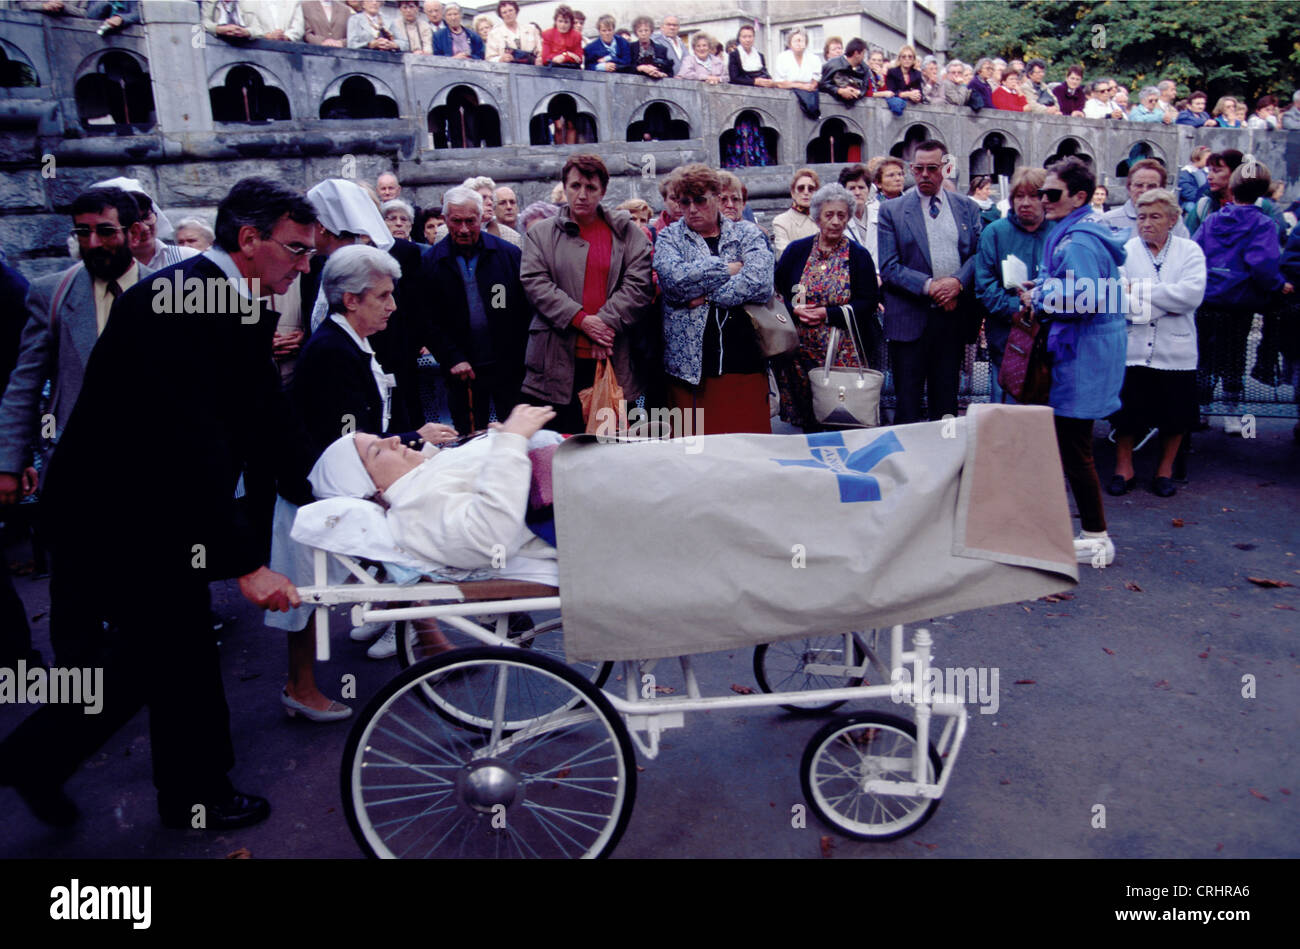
top-left (877, 188), bottom-right (982, 343)
top-left (774, 236), bottom-right (882, 357)
top-left (630, 39), bottom-right (672, 75)
top-left (0, 259), bottom-right (154, 478)
top-left (366, 237), bottom-right (429, 433)
top-left (421, 232), bottom-right (530, 384)
top-left (40, 253), bottom-right (289, 587)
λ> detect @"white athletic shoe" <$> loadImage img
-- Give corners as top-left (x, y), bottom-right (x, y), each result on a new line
top-left (350, 620), bottom-right (392, 643)
top-left (1073, 532), bottom-right (1116, 567)
top-left (1222, 415), bottom-right (1244, 435)
top-left (366, 625), bottom-right (398, 659)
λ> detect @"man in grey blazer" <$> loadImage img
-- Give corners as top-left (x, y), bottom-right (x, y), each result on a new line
top-left (877, 140), bottom-right (983, 424)
top-left (0, 187), bottom-right (151, 505)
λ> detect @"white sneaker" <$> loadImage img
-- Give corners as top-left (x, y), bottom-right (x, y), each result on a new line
top-left (350, 620), bottom-right (392, 643)
top-left (366, 625), bottom-right (398, 659)
top-left (1074, 532), bottom-right (1115, 567)
top-left (1222, 415), bottom-right (1244, 435)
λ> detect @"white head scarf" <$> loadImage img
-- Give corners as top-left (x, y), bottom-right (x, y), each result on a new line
top-left (309, 433), bottom-right (377, 500)
top-left (91, 176), bottom-right (175, 240)
top-left (306, 179), bottom-right (395, 251)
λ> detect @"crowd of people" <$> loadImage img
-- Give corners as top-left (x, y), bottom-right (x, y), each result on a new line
top-left (17, 1), bottom-right (1300, 136)
top-left (1, 55), bottom-right (1298, 832)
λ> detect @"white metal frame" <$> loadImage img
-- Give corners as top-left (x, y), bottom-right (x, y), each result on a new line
top-left (297, 547), bottom-right (969, 804)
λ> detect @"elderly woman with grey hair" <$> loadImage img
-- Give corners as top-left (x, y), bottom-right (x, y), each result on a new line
top-left (382, 198), bottom-right (415, 240)
top-left (268, 245), bottom-right (456, 717)
top-left (1128, 86), bottom-right (1165, 122)
top-left (773, 183), bottom-right (882, 431)
top-left (172, 216), bottom-right (215, 250)
top-left (1109, 188), bottom-right (1206, 498)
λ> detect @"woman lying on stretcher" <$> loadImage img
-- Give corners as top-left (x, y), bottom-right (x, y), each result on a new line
top-left (296, 403), bottom-right (560, 657)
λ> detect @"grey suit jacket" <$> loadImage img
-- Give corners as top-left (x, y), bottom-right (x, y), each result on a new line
top-left (877, 188), bottom-right (982, 342)
top-left (0, 261), bottom-right (152, 477)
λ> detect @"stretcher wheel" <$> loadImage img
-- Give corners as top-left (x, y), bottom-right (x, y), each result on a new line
top-left (753, 632), bottom-right (884, 713)
top-left (342, 646), bottom-right (636, 859)
top-left (397, 617), bottom-right (613, 689)
top-left (800, 712), bottom-right (943, 841)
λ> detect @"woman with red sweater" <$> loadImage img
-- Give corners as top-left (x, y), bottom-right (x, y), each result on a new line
top-left (992, 67), bottom-right (1031, 112)
top-left (541, 4), bottom-right (582, 66)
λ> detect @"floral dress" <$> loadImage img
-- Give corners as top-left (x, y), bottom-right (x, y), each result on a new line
top-left (777, 238), bottom-right (863, 427)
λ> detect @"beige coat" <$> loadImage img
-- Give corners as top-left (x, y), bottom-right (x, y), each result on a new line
top-left (520, 205), bottom-right (654, 404)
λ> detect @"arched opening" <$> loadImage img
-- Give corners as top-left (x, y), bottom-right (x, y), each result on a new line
top-left (210, 64), bottom-right (291, 123)
top-left (1044, 136), bottom-right (1093, 170)
top-left (428, 85), bottom-right (501, 148)
top-left (888, 124), bottom-right (936, 164)
top-left (626, 102), bottom-right (689, 142)
top-left (529, 93), bottom-right (597, 146)
top-left (320, 75), bottom-right (399, 120)
top-left (806, 118), bottom-right (863, 164)
top-left (968, 132), bottom-right (1019, 180)
top-left (74, 51), bottom-right (155, 132)
top-left (0, 41), bottom-right (38, 88)
top-left (720, 109), bottom-right (777, 168)
top-left (1116, 141), bottom-right (1163, 179)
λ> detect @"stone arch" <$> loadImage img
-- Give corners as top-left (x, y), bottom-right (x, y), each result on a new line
top-left (529, 91), bottom-right (598, 145)
top-left (968, 130), bottom-right (1021, 180)
top-left (320, 73), bottom-right (399, 119)
top-left (73, 49), bottom-right (155, 132)
top-left (625, 99), bottom-right (691, 141)
top-left (887, 122), bottom-right (942, 164)
top-left (1115, 139), bottom-right (1169, 179)
top-left (428, 83), bottom-right (502, 148)
top-left (1043, 135), bottom-right (1095, 169)
top-left (806, 115), bottom-right (865, 164)
top-left (0, 38), bottom-right (39, 87)
top-left (720, 108), bottom-right (779, 167)
top-left (208, 63), bottom-right (291, 123)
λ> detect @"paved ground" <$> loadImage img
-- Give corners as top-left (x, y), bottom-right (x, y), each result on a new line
top-left (0, 418), bottom-right (1296, 860)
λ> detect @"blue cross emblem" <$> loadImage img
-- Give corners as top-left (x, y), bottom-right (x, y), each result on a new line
top-left (773, 430), bottom-right (904, 503)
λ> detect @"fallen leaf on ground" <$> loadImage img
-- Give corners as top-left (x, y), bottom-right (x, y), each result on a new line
top-left (1014, 679), bottom-right (1036, 685)
top-left (1045, 612), bottom-right (1070, 617)
top-left (1249, 788), bottom-right (1270, 802)
top-left (1102, 647), bottom-right (1115, 655)
top-left (30, 612), bottom-right (46, 622)
top-left (1154, 679), bottom-right (1170, 689)
top-left (1021, 606), bottom-right (1031, 613)
top-left (654, 685), bottom-right (676, 694)
top-left (1233, 542), bottom-right (1254, 550)
top-left (1000, 778), bottom-right (1011, 785)
top-left (819, 836), bottom-right (834, 858)
top-left (1280, 788), bottom-right (1291, 795)
top-left (1215, 843), bottom-right (1224, 852)
top-left (730, 684), bottom-right (756, 694)
top-left (1198, 651), bottom-right (1209, 659)
top-left (1248, 577), bottom-right (1294, 588)
top-left (1274, 604), bottom-right (1297, 611)
top-left (912, 841), bottom-right (939, 850)
top-left (556, 768), bottom-right (571, 779)
top-left (226, 848), bottom-right (252, 859)
top-left (1171, 518), bottom-right (1184, 527)
top-left (1125, 581), bottom-right (1143, 592)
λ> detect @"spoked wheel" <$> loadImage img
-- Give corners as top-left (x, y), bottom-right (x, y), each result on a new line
top-left (342, 646), bottom-right (636, 859)
top-left (753, 631), bottom-right (887, 713)
top-left (800, 712), bottom-right (943, 841)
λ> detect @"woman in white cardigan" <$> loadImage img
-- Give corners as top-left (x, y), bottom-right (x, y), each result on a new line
top-left (1109, 189), bottom-right (1207, 498)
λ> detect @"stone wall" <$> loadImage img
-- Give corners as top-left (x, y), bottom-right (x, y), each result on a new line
top-left (2, 3), bottom-right (1297, 280)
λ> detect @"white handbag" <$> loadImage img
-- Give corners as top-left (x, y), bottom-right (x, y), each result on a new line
top-left (809, 307), bottom-right (884, 428)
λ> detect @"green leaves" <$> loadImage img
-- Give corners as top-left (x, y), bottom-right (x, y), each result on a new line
top-left (948, 0), bottom-right (1300, 103)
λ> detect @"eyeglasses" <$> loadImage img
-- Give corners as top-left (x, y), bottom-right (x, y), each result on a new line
top-left (1037, 188), bottom-right (1065, 202)
top-left (911, 164), bottom-right (943, 174)
top-left (70, 224), bottom-right (126, 240)
top-left (269, 237), bottom-right (317, 258)
top-left (793, 184), bottom-right (817, 193)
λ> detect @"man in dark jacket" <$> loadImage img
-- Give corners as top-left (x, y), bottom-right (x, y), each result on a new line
top-left (0, 178), bottom-right (313, 831)
top-left (423, 186), bottom-right (531, 432)
top-left (819, 37), bottom-right (870, 103)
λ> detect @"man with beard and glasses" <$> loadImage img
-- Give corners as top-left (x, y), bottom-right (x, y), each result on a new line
top-left (0, 187), bottom-right (152, 508)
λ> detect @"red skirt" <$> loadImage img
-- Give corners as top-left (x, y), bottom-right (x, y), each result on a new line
top-left (666, 372), bottom-right (771, 437)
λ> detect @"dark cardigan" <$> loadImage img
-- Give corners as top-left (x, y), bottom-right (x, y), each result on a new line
top-left (774, 235), bottom-right (882, 357)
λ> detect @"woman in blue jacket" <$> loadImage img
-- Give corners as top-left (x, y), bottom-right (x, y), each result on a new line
top-left (1022, 157), bottom-right (1127, 567)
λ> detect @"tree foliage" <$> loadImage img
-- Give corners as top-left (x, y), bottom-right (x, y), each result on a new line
top-left (947, 0), bottom-right (1300, 104)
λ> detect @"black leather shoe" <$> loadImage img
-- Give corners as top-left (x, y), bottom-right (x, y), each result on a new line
top-left (1151, 476), bottom-right (1177, 498)
top-left (159, 791), bottom-right (270, 831)
top-left (1105, 475), bottom-right (1136, 496)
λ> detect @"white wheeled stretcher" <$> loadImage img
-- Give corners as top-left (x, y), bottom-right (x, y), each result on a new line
top-left (298, 546), bottom-right (971, 859)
